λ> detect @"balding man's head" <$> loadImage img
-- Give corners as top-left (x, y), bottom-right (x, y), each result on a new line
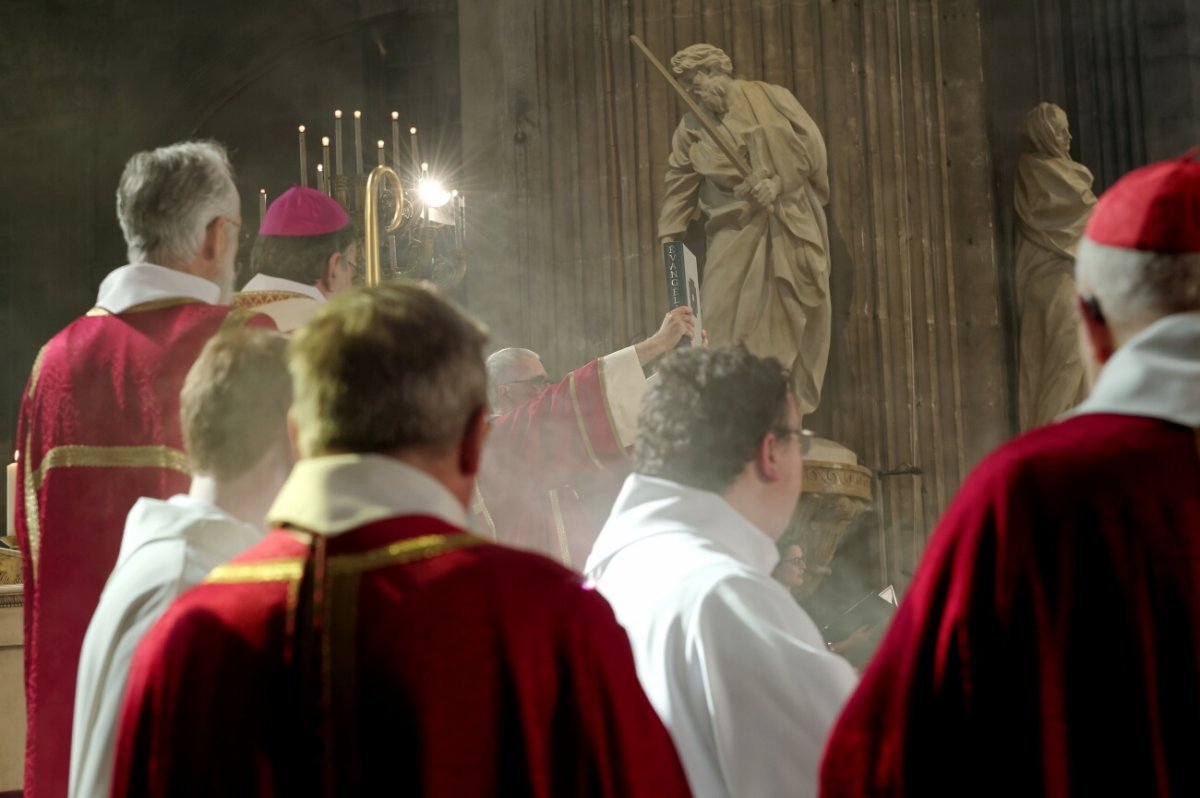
top-left (487, 347), bottom-right (549, 414)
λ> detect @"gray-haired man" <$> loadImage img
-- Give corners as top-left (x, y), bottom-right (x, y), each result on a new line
top-left (14, 139), bottom-right (273, 798)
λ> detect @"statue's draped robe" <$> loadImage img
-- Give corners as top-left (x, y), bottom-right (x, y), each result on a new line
top-left (16, 297), bottom-right (270, 798)
top-left (1013, 112), bottom-right (1096, 429)
top-left (659, 80), bottom-right (831, 413)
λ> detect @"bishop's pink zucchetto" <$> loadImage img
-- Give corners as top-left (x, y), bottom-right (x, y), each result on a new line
top-left (259, 186), bottom-right (350, 237)
top-left (1084, 148), bottom-right (1200, 254)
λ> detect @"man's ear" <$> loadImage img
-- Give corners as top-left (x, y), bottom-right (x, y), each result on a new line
top-left (459, 406), bottom-right (490, 478)
top-left (756, 432), bottom-right (783, 483)
top-left (200, 216), bottom-right (224, 265)
top-left (316, 251), bottom-right (340, 293)
top-left (1076, 295), bottom-right (1116, 366)
top-left (286, 409), bottom-right (303, 460)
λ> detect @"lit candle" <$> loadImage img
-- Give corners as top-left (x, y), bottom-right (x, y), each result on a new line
top-left (391, 112), bottom-right (401, 168)
top-left (421, 162), bottom-right (430, 223)
top-left (321, 136), bottom-right (332, 192)
top-left (6, 452), bottom-right (16, 537)
top-left (259, 189), bottom-right (267, 227)
top-left (377, 140), bottom-right (385, 166)
top-left (317, 163), bottom-right (325, 194)
top-left (354, 110), bottom-right (363, 174)
top-left (298, 125), bottom-right (308, 187)
top-left (410, 127), bottom-right (420, 179)
top-left (334, 110), bottom-right (344, 175)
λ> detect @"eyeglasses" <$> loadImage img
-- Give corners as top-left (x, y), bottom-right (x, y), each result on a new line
top-left (345, 257), bottom-right (363, 279)
top-left (781, 557), bottom-right (806, 567)
top-left (773, 426), bottom-right (814, 457)
top-left (500, 375), bottom-right (552, 391)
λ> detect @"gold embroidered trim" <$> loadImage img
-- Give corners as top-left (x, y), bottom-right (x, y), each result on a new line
top-left (31, 444), bottom-right (190, 490)
top-left (88, 298), bottom-right (202, 317)
top-left (27, 345), bottom-right (48, 399)
top-left (596, 355), bottom-right (632, 461)
top-left (327, 532), bottom-right (487, 575)
top-left (23, 432), bottom-right (40, 576)
top-left (473, 485), bottom-right (498, 541)
top-left (234, 290), bottom-right (312, 309)
top-left (206, 558), bottom-right (306, 584)
top-left (568, 372), bottom-right (604, 469)
top-left (548, 489), bottom-right (571, 567)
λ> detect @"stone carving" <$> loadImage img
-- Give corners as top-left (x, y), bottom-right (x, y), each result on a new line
top-left (1014, 102), bottom-right (1097, 429)
top-left (658, 44), bottom-right (831, 414)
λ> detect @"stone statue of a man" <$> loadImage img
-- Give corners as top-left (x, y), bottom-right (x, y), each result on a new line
top-left (658, 44), bottom-right (831, 413)
top-left (1013, 102), bottom-right (1096, 429)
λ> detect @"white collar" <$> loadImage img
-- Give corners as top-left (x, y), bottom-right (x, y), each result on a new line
top-left (267, 453), bottom-right (469, 536)
top-left (117, 494), bottom-right (261, 567)
top-left (1073, 311), bottom-right (1200, 427)
top-left (95, 263), bottom-right (221, 313)
top-left (241, 273), bottom-right (326, 304)
top-left (586, 473), bottom-right (780, 576)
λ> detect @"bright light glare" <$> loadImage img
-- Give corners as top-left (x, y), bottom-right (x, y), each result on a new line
top-left (419, 178), bottom-right (452, 208)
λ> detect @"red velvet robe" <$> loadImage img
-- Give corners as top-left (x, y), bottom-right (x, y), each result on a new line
top-left (14, 301), bottom-right (272, 798)
top-left (111, 515), bottom-right (692, 797)
top-left (475, 359), bottom-right (631, 568)
top-left (820, 414), bottom-right (1200, 797)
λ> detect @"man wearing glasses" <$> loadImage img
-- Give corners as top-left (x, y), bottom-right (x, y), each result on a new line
top-left (235, 186), bottom-right (359, 332)
top-left (475, 306), bottom-right (695, 568)
top-left (585, 345), bottom-right (857, 798)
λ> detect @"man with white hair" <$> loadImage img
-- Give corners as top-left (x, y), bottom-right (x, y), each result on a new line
top-left (475, 307), bottom-right (694, 567)
top-left (822, 150), bottom-right (1200, 796)
top-left (13, 140), bottom-right (272, 798)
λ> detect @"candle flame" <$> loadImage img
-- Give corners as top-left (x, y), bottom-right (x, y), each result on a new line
top-left (335, 110), bottom-right (343, 118)
top-left (259, 188), bottom-right (266, 195)
top-left (377, 140), bottom-right (385, 148)
top-left (317, 164), bottom-right (324, 172)
top-left (322, 136), bottom-right (330, 146)
top-left (421, 162), bottom-right (429, 171)
top-left (391, 111), bottom-right (399, 120)
top-left (298, 125), bottom-right (306, 133)
top-left (452, 189), bottom-right (459, 197)
top-left (410, 127), bottom-right (417, 135)
top-left (354, 110), bottom-right (362, 119)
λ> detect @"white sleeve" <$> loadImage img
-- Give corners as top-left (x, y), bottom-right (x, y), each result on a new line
top-left (597, 346), bottom-right (648, 449)
top-left (692, 575), bottom-right (858, 798)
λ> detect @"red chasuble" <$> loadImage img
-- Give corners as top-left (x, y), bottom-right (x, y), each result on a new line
top-left (820, 414), bottom-right (1200, 797)
top-left (111, 516), bottom-right (692, 797)
top-left (475, 359), bottom-right (630, 569)
top-left (14, 301), bottom-right (273, 798)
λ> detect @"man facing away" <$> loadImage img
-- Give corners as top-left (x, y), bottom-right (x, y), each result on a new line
top-left (111, 281), bottom-right (691, 797)
top-left (69, 325), bottom-right (292, 798)
top-left (475, 306), bottom-right (695, 568)
top-left (14, 140), bottom-right (272, 798)
top-left (821, 151), bottom-right (1200, 796)
top-left (234, 186), bottom-right (358, 332)
top-left (586, 346), bottom-right (858, 798)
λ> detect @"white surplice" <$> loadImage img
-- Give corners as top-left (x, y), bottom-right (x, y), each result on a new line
top-left (236, 273), bottom-right (325, 332)
top-left (585, 474), bottom-right (858, 798)
top-left (69, 495), bottom-right (261, 798)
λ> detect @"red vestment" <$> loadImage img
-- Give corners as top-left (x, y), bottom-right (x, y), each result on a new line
top-left (820, 414), bottom-right (1200, 797)
top-left (14, 301), bottom-right (272, 798)
top-left (111, 515), bottom-right (691, 797)
top-left (475, 359), bottom-right (631, 568)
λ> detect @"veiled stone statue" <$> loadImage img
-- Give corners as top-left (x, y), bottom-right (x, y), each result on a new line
top-left (658, 44), bottom-right (831, 414)
top-left (1013, 102), bottom-right (1096, 429)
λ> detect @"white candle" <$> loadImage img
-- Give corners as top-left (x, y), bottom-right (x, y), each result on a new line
top-left (391, 112), bottom-right (401, 168)
top-left (354, 110), bottom-right (363, 174)
top-left (317, 163), bottom-right (325, 194)
top-left (259, 189), bottom-right (267, 227)
top-left (298, 125), bottom-right (308, 187)
top-left (6, 453), bottom-right (17, 537)
top-left (410, 127), bottom-right (420, 178)
top-left (452, 190), bottom-right (464, 249)
top-left (334, 110), bottom-right (344, 175)
top-left (377, 140), bottom-right (385, 166)
top-left (321, 137), bottom-right (332, 193)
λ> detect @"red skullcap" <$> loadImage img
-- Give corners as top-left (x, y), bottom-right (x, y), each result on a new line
top-left (1084, 148), bottom-right (1200, 253)
top-left (259, 186), bottom-right (350, 237)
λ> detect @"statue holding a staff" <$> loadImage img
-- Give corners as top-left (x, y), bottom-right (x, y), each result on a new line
top-left (645, 41), bottom-right (832, 414)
